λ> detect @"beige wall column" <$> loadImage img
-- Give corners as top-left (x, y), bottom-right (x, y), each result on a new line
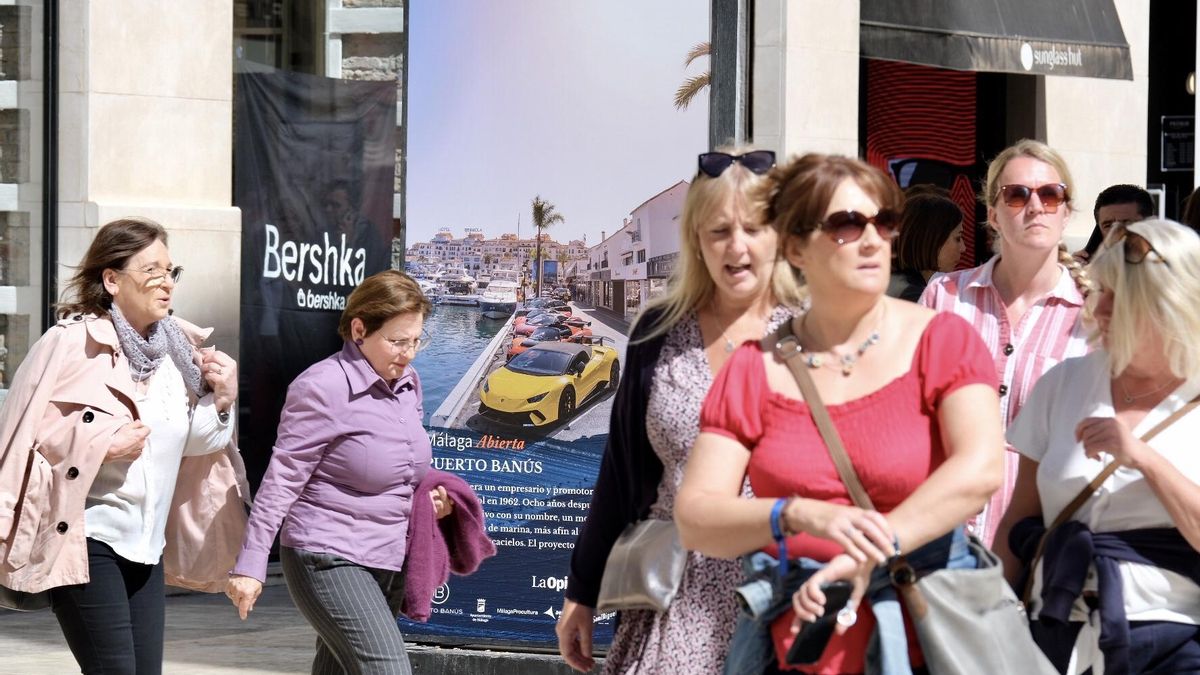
top-left (753, 0), bottom-right (860, 158)
top-left (59, 1), bottom-right (241, 354)
top-left (1042, 0), bottom-right (1150, 242)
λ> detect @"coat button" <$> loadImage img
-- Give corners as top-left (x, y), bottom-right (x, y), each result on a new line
top-left (82, 411), bottom-right (94, 423)
top-left (56, 522), bottom-right (68, 534)
top-left (999, 384), bottom-right (1009, 396)
top-left (66, 467), bottom-right (79, 479)
top-left (1003, 343), bottom-right (1014, 356)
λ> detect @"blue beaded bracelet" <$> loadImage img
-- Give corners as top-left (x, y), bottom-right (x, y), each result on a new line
top-left (770, 497), bottom-right (790, 576)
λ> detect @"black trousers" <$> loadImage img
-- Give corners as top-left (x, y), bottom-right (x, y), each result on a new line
top-left (50, 538), bottom-right (165, 675)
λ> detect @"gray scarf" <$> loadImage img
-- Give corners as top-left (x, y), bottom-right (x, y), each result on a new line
top-left (109, 304), bottom-right (207, 398)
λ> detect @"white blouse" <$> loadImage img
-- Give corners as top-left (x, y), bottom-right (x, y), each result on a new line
top-left (84, 357), bottom-right (233, 565)
top-left (1008, 351), bottom-right (1200, 674)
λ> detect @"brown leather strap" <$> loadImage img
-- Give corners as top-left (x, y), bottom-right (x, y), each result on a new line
top-left (1022, 391), bottom-right (1200, 603)
top-left (763, 324), bottom-right (876, 512)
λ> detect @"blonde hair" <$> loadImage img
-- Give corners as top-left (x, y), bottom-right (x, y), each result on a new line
top-left (982, 139), bottom-right (1092, 295)
top-left (633, 150), bottom-right (803, 342)
top-left (1086, 218), bottom-right (1200, 378)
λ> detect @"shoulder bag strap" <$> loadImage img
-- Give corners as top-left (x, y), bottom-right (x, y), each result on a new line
top-left (763, 325), bottom-right (876, 512)
top-left (1022, 391), bottom-right (1200, 603)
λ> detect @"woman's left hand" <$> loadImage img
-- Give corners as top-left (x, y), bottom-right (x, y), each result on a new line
top-left (202, 350), bottom-right (238, 411)
top-left (791, 553), bottom-right (872, 636)
top-left (430, 486), bottom-right (454, 519)
top-left (1076, 416), bottom-right (1150, 469)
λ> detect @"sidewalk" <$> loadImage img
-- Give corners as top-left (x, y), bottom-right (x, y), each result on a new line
top-left (0, 581), bottom-right (583, 674)
top-left (570, 300), bottom-right (631, 335)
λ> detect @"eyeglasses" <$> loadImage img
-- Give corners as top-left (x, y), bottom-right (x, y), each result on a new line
top-left (697, 150), bottom-right (776, 178)
top-left (997, 183), bottom-right (1069, 213)
top-left (1104, 224), bottom-right (1169, 266)
top-left (383, 329), bottom-right (432, 354)
top-left (121, 265), bottom-right (183, 287)
top-left (817, 209), bottom-right (901, 245)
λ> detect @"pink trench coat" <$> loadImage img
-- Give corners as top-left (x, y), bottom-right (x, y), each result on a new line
top-left (0, 313), bottom-right (250, 594)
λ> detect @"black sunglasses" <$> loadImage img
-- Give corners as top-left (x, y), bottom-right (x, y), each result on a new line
top-left (697, 150), bottom-right (776, 178)
top-left (817, 209), bottom-right (901, 245)
top-left (997, 183), bottom-right (1069, 213)
top-left (1104, 223), bottom-right (1169, 266)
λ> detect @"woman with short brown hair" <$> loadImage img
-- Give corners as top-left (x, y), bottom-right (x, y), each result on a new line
top-left (228, 269), bottom-right (452, 675)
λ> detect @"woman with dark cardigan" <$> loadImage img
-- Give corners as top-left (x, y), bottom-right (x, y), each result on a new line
top-left (556, 149), bottom-right (801, 673)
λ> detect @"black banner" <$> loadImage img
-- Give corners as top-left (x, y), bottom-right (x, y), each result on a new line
top-left (235, 71), bottom-right (396, 488)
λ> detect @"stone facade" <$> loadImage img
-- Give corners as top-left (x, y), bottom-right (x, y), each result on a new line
top-left (0, 5), bottom-right (30, 81)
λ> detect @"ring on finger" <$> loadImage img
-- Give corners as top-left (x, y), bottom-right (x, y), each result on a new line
top-left (836, 606), bottom-right (858, 627)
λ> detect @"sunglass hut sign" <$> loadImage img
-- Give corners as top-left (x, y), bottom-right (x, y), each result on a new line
top-left (1019, 42), bottom-right (1083, 73)
top-left (260, 223), bottom-right (367, 311)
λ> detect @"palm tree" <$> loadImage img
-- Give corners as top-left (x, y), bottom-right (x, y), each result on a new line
top-left (531, 195), bottom-right (565, 297)
top-left (673, 42), bottom-right (710, 111)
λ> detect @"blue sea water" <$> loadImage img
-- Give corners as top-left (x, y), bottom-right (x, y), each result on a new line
top-left (414, 304), bottom-right (508, 423)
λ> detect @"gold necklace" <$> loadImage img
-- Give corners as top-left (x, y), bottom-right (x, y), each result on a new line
top-left (708, 305), bottom-right (768, 353)
top-left (796, 303), bottom-right (886, 376)
top-left (1116, 376), bottom-right (1180, 404)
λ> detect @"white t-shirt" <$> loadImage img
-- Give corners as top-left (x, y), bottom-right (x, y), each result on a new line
top-left (85, 357), bottom-right (233, 565)
top-left (1008, 351), bottom-right (1200, 674)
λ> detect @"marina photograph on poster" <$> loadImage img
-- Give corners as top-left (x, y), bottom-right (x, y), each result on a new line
top-left (395, 1), bottom-right (709, 646)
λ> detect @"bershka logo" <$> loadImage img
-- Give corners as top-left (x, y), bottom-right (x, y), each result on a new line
top-left (261, 223), bottom-right (367, 287)
top-left (1020, 42), bottom-right (1083, 72)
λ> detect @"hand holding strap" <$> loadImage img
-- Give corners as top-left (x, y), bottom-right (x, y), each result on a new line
top-left (1021, 391), bottom-right (1200, 603)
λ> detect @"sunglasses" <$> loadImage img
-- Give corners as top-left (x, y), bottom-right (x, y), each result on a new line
top-left (697, 150), bottom-right (776, 178)
top-left (997, 183), bottom-right (1069, 213)
top-left (817, 209), bottom-right (901, 245)
top-left (1104, 224), bottom-right (1169, 266)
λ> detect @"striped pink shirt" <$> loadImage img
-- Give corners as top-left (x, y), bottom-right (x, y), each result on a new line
top-left (920, 257), bottom-right (1089, 546)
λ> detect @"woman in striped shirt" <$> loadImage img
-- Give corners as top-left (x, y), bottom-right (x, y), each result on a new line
top-left (920, 139), bottom-right (1092, 547)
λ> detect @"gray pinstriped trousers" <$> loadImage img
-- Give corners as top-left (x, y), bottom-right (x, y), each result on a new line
top-left (281, 546), bottom-right (413, 675)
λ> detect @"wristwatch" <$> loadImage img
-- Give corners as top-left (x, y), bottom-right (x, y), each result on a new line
top-left (217, 409), bottom-right (231, 424)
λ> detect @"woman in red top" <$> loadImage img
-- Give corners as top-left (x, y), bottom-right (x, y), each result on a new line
top-left (676, 154), bottom-right (1005, 673)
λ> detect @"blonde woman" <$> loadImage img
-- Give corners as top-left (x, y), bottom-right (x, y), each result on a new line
top-left (556, 150), bottom-right (802, 673)
top-left (999, 219), bottom-right (1200, 673)
top-left (920, 139), bottom-right (1092, 547)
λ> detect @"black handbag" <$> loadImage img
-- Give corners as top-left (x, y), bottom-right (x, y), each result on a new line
top-left (0, 584), bottom-right (50, 612)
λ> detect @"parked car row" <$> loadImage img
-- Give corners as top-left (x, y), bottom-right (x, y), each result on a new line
top-left (476, 299), bottom-right (619, 427)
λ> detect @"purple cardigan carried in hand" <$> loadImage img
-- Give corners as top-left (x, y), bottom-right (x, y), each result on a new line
top-left (401, 468), bottom-right (496, 622)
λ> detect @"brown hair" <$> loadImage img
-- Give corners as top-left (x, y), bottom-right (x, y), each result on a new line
top-left (1182, 186), bottom-right (1200, 237)
top-left (58, 217), bottom-right (168, 318)
top-left (338, 270), bottom-right (432, 341)
top-left (763, 153), bottom-right (904, 245)
top-left (895, 194), bottom-right (963, 272)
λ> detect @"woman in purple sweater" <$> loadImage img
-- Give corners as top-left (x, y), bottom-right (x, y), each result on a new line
top-left (226, 270), bottom-right (452, 675)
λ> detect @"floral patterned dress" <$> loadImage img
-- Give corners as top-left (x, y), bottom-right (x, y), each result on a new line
top-left (602, 307), bottom-right (791, 674)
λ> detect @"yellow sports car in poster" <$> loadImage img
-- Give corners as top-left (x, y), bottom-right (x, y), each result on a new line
top-left (478, 341), bottom-right (620, 426)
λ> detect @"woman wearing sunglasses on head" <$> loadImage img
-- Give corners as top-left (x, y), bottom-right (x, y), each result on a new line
top-left (226, 270), bottom-right (483, 675)
top-left (675, 153), bottom-right (1004, 674)
top-left (996, 219), bottom-right (1200, 673)
top-left (0, 218), bottom-right (244, 673)
top-left (556, 148), bottom-right (804, 674)
top-left (919, 139), bottom-right (1093, 548)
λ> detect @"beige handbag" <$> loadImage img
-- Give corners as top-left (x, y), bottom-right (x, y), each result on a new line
top-left (595, 518), bottom-right (686, 613)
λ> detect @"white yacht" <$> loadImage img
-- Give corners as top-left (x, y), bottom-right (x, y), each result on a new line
top-left (438, 267), bottom-right (479, 306)
top-left (478, 268), bottom-right (520, 319)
